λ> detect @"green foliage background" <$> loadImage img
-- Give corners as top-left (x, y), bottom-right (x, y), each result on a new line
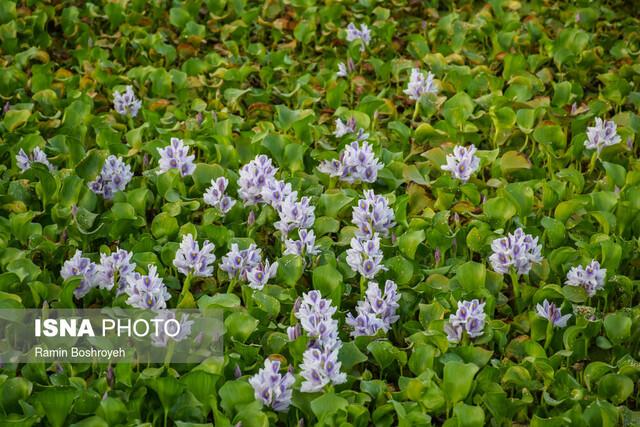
top-left (1, 0), bottom-right (640, 425)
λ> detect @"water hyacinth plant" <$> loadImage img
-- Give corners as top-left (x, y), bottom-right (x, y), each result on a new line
top-left (2, 1), bottom-right (640, 426)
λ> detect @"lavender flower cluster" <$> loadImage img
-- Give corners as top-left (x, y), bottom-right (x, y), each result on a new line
top-left (346, 280), bottom-right (400, 337)
top-left (203, 177), bottom-right (236, 214)
top-left (565, 260), bottom-right (607, 297)
top-left (489, 228), bottom-right (543, 276)
top-left (441, 145), bottom-right (481, 182)
top-left (113, 85), bottom-right (142, 118)
top-left (249, 359), bottom-right (295, 412)
top-left (584, 117), bottom-right (621, 153)
top-left (404, 68), bottom-right (438, 101)
top-left (536, 300), bottom-right (571, 328)
top-left (444, 299), bottom-right (486, 343)
top-left (294, 291), bottom-right (347, 392)
top-left (346, 233), bottom-right (387, 279)
top-left (345, 23), bottom-right (371, 51)
top-left (16, 147), bottom-right (55, 172)
top-left (318, 140), bottom-right (384, 184)
top-left (173, 234), bottom-right (216, 277)
top-left (157, 137), bottom-right (196, 177)
top-left (220, 243), bottom-right (278, 290)
top-left (88, 155), bottom-right (133, 199)
top-left (352, 190), bottom-right (395, 238)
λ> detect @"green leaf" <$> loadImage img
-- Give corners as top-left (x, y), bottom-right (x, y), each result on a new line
top-left (442, 92), bottom-right (475, 128)
top-left (453, 403), bottom-right (485, 427)
top-left (276, 254), bottom-right (304, 287)
top-left (34, 387), bottom-right (78, 427)
top-left (3, 109), bottom-right (31, 131)
top-left (603, 313), bottom-right (631, 344)
top-left (443, 361), bottom-right (479, 405)
top-left (310, 393), bottom-right (348, 420)
top-left (312, 264), bottom-right (343, 306)
top-left (224, 312), bottom-right (258, 342)
top-left (455, 261), bottom-right (486, 291)
top-left (397, 229), bottom-right (425, 260)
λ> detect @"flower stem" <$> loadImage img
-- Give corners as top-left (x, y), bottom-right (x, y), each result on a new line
top-left (587, 151), bottom-right (598, 174)
top-left (510, 270), bottom-right (521, 312)
top-left (360, 275), bottom-right (366, 297)
top-left (543, 320), bottom-right (554, 351)
top-left (227, 278), bottom-right (238, 294)
top-left (412, 101), bottom-right (420, 123)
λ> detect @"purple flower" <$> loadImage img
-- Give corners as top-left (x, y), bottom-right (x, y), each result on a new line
top-left (345, 23), bottom-right (371, 52)
top-left (124, 265), bottom-right (171, 310)
top-left (334, 118), bottom-right (357, 138)
top-left (346, 233), bottom-right (387, 279)
top-left (113, 85), bottom-right (142, 118)
top-left (157, 137), bottom-right (196, 177)
top-left (95, 249), bottom-right (136, 294)
top-left (295, 290), bottom-right (340, 350)
top-left (346, 280), bottom-right (400, 337)
top-left (287, 324), bottom-right (302, 341)
top-left (337, 62), bottom-right (349, 78)
top-left (318, 141), bottom-right (383, 184)
top-left (404, 69), bottom-right (437, 101)
top-left (262, 179), bottom-right (297, 211)
top-left (88, 155), bottom-right (133, 199)
top-left (300, 346), bottom-right (347, 393)
top-left (489, 228), bottom-right (543, 276)
top-left (284, 229), bottom-right (320, 259)
top-left (536, 300), bottom-right (571, 328)
top-left (446, 299), bottom-right (487, 342)
top-left (352, 190), bottom-right (395, 238)
top-left (238, 155), bottom-right (278, 205)
top-left (274, 196), bottom-right (316, 236)
top-left (16, 147), bottom-right (55, 172)
top-left (61, 250), bottom-right (98, 298)
top-left (247, 259), bottom-right (279, 291)
top-left (249, 359), bottom-right (295, 412)
top-left (173, 234), bottom-right (216, 277)
top-left (565, 260), bottom-right (606, 297)
top-left (584, 118), bottom-right (621, 153)
top-left (151, 311), bottom-right (194, 347)
top-left (203, 177), bottom-right (236, 214)
top-left (441, 145), bottom-right (480, 182)
top-left (220, 243), bottom-right (262, 281)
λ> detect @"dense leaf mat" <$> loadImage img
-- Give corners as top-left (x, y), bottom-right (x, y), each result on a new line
top-left (1, 0), bottom-right (640, 425)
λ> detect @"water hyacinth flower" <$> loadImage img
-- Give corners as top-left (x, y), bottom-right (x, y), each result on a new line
top-left (445, 299), bottom-right (487, 343)
top-left (95, 249), bottom-right (136, 294)
top-left (173, 234), bottom-right (216, 277)
top-left (157, 138), bottom-right (196, 177)
top-left (124, 265), bottom-right (171, 310)
top-left (299, 346), bottom-right (347, 392)
top-left (403, 69), bottom-right (438, 101)
top-left (318, 140), bottom-right (384, 184)
top-left (249, 359), bottom-right (295, 412)
top-left (346, 233), bottom-right (387, 279)
top-left (345, 23), bottom-right (371, 52)
top-left (16, 147), bottom-right (55, 172)
top-left (238, 154), bottom-right (278, 205)
top-left (346, 280), bottom-right (400, 337)
top-left (352, 190), bottom-right (395, 238)
top-left (565, 260), bottom-right (607, 297)
top-left (295, 290), bottom-right (340, 350)
top-left (274, 196), bottom-right (316, 236)
top-left (489, 228), bottom-right (543, 276)
top-left (247, 259), bottom-right (278, 290)
top-left (584, 118), bottom-right (621, 154)
top-left (113, 85), bottom-right (142, 118)
top-left (61, 250), bottom-right (98, 298)
top-left (334, 117), bottom-right (357, 138)
top-left (151, 311), bottom-right (194, 347)
top-left (336, 62), bottom-right (348, 78)
top-left (203, 177), bottom-right (236, 214)
top-left (441, 145), bottom-right (481, 183)
top-left (284, 229), bottom-right (320, 259)
top-left (536, 300), bottom-right (571, 328)
top-left (261, 179), bottom-right (297, 211)
top-left (88, 155), bottom-right (133, 199)
top-left (220, 243), bottom-right (262, 281)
